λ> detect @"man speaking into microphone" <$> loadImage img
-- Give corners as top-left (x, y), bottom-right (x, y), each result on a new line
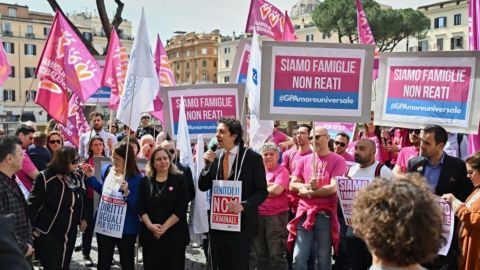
top-left (199, 117), bottom-right (267, 270)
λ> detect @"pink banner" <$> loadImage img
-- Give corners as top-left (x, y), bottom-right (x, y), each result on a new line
top-left (0, 36), bottom-right (11, 86)
top-left (355, 0), bottom-right (379, 80)
top-left (60, 94), bottom-right (82, 148)
top-left (387, 66), bottom-right (471, 102)
top-left (468, 0), bottom-right (480, 154)
top-left (35, 80), bottom-right (68, 124)
top-left (282, 11), bottom-right (297, 41)
top-left (315, 122), bottom-right (356, 138)
top-left (101, 28), bottom-right (128, 110)
top-left (274, 56), bottom-right (361, 92)
top-left (245, 0), bottom-right (285, 41)
top-left (36, 11), bottom-right (102, 102)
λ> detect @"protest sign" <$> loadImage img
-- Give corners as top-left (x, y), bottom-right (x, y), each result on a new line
top-left (210, 180), bottom-right (242, 232)
top-left (161, 85), bottom-right (245, 141)
top-left (336, 176), bottom-right (372, 225)
top-left (437, 198), bottom-right (454, 256)
top-left (260, 41), bottom-right (374, 122)
top-left (94, 170), bottom-right (128, 238)
top-left (230, 38), bottom-right (251, 84)
top-left (374, 52), bottom-right (480, 133)
top-left (315, 122), bottom-right (356, 139)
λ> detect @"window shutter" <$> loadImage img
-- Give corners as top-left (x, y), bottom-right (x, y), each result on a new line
top-left (450, 38), bottom-right (454, 50)
top-left (11, 91), bottom-right (15, 101)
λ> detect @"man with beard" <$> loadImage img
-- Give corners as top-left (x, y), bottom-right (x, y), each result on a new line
top-left (393, 129), bottom-right (421, 174)
top-left (407, 125), bottom-right (473, 270)
top-left (79, 112), bottom-right (117, 158)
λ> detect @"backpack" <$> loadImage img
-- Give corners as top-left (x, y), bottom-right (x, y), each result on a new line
top-left (345, 162), bottom-right (384, 177)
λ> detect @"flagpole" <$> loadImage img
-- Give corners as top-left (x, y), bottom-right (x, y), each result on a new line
top-left (18, 77), bottom-right (36, 123)
top-left (312, 121), bottom-right (317, 181)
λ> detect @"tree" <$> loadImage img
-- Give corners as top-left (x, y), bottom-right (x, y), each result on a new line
top-left (312, 0), bottom-right (430, 52)
top-left (46, 0), bottom-right (125, 55)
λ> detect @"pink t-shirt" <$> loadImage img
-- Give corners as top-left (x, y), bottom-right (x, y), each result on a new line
top-left (293, 152), bottom-right (347, 205)
top-left (396, 146), bottom-right (419, 173)
top-left (272, 130), bottom-right (288, 146)
top-left (339, 152), bottom-right (355, 162)
top-left (16, 150), bottom-right (37, 191)
top-left (259, 165), bottom-right (290, 216)
top-left (281, 148), bottom-right (313, 174)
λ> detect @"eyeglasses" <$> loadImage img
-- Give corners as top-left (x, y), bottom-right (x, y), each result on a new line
top-left (141, 116), bottom-right (150, 120)
top-left (308, 134), bottom-right (327, 141)
top-left (71, 159), bottom-right (80, 165)
top-left (49, 140), bottom-right (62, 144)
top-left (334, 141), bottom-right (346, 147)
top-left (409, 129), bottom-right (421, 135)
top-left (167, 149), bottom-right (176, 154)
top-left (467, 170), bottom-right (475, 176)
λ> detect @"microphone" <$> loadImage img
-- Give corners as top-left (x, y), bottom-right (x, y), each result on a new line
top-left (204, 144), bottom-right (218, 170)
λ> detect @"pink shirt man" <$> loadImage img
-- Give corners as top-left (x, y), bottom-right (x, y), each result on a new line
top-left (395, 146), bottom-right (419, 173)
top-left (259, 165), bottom-right (290, 216)
top-left (15, 150), bottom-right (37, 191)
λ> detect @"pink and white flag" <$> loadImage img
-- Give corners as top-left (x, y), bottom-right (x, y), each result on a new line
top-left (36, 11), bottom-right (102, 102)
top-left (245, 0), bottom-right (285, 41)
top-left (102, 28), bottom-right (128, 110)
top-left (355, 0), bottom-right (379, 80)
top-left (468, 0), bottom-right (480, 154)
top-left (150, 35), bottom-right (176, 123)
top-left (59, 94), bottom-right (82, 148)
top-left (0, 36), bottom-right (12, 86)
top-left (35, 80), bottom-right (68, 124)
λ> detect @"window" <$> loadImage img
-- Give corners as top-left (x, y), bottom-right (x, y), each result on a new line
top-left (202, 60), bottom-right (207, 67)
top-left (454, 14), bottom-right (461, 26)
top-left (201, 48), bottom-right (207, 55)
top-left (224, 76), bottom-right (230, 83)
top-left (225, 60), bottom-right (230, 68)
top-left (3, 42), bottom-right (14, 54)
top-left (3, 90), bottom-right (15, 101)
top-left (43, 27), bottom-right (50, 36)
top-left (24, 44), bottom-right (36, 55)
top-left (3, 23), bottom-right (12, 36)
top-left (186, 50), bottom-right (191, 57)
top-left (9, 66), bottom-right (14, 77)
top-left (25, 25), bottom-right (34, 38)
top-left (8, 8), bottom-right (16, 17)
top-left (322, 32), bottom-right (330, 40)
top-left (83, 32), bottom-right (93, 41)
top-left (434, 17), bottom-right (447, 28)
top-left (186, 62), bottom-right (190, 69)
top-left (25, 90), bottom-right (36, 102)
top-left (202, 73), bottom-right (208, 81)
top-left (418, 40), bottom-right (429, 51)
top-left (306, 34), bottom-right (314, 42)
top-left (451, 36), bottom-right (463, 50)
top-left (436, 38), bottom-right (444, 51)
top-left (224, 47), bottom-right (230, 54)
top-left (214, 60), bottom-right (217, 68)
top-left (25, 67), bottom-right (36, 78)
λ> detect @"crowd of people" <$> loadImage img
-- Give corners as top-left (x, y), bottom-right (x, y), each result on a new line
top-left (0, 112), bottom-right (479, 270)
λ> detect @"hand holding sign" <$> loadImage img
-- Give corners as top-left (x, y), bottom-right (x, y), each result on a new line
top-left (227, 201), bottom-right (244, 214)
top-left (120, 180), bottom-right (129, 196)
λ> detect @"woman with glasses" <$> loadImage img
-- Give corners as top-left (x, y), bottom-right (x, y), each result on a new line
top-left (442, 152), bottom-right (480, 270)
top-left (46, 131), bottom-right (64, 156)
top-left (137, 147), bottom-right (189, 270)
top-left (27, 146), bottom-right (87, 270)
top-left (82, 142), bottom-right (142, 270)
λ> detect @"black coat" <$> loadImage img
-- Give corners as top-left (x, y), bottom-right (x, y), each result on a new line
top-left (199, 146), bottom-right (267, 239)
top-left (0, 214), bottom-right (31, 270)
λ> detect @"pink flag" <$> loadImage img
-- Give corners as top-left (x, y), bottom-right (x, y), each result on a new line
top-left (355, 0), bottom-right (379, 80)
top-left (35, 80), bottom-right (68, 124)
top-left (101, 28), bottom-right (128, 110)
top-left (59, 94), bottom-right (82, 148)
top-left (150, 35), bottom-right (176, 123)
top-left (0, 37), bottom-right (11, 86)
top-left (468, 0), bottom-right (480, 154)
top-left (282, 11), bottom-right (297, 41)
top-left (245, 0), bottom-right (285, 41)
top-left (36, 11), bottom-right (102, 102)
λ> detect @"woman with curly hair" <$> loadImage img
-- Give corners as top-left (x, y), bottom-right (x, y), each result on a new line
top-left (352, 175), bottom-right (444, 270)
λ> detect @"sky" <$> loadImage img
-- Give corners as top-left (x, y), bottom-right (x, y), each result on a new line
top-left (6, 0), bottom-right (440, 43)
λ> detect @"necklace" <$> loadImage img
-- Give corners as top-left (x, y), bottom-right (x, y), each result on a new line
top-left (154, 180), bottom-right (167, 195)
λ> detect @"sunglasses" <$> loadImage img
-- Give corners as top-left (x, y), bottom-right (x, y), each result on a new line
top-left (71, 159), bottom-right (80, 165)
top-left (334, 141), bottom-right (346, 147)
top-left (141, 117), bottom-right (150, 120)
top-left (409, 129), bottom-right (421, 135)
top-left (308, 134), bottom-right (327, 141)
top-left (49, 140), bottom-right (62, 144)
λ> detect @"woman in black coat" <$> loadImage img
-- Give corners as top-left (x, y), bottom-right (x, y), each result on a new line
top-left (137, 147), bottom-right (190, 270)
top-left (28, 146), bottom-right (87, 270)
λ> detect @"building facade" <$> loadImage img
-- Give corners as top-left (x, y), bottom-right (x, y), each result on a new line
top-left (0, 4), bottom-right (133, 124)
top-left (166, 30), bottom-right (220, 85)
top-left (417, 0), bottom-right (468, 51)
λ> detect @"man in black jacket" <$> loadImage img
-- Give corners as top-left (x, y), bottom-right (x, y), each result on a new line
top-left (199, 118), bottom-right (267, 270)
top-left (0, 214), bottom-right (31, 270)
top-left (407, 124), bottom-right (473, 270)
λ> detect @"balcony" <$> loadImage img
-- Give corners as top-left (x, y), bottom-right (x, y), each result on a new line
top-left (25, 33), bottom-right (35, 39)
top-left (3, 31), bottom-right (13, 37)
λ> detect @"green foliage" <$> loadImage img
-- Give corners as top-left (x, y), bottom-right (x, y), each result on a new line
top-left (312, 0), bottom-right (430, 52)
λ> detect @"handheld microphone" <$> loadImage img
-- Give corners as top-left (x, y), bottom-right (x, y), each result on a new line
top-left (204, 144), bottom-right (218, 170)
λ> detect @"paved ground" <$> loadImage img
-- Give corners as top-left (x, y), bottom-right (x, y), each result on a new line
top-left (34, 234), bottom-right (208, 270)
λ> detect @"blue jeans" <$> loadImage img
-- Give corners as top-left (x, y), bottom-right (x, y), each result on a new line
top-left (292, 213), bottom-right (331, 270)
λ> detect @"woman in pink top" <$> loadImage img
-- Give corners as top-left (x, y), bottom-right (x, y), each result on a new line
top-left (357, 113), bottom-right (390, 164)
top-left (254, 143), bottom-right (290, 270)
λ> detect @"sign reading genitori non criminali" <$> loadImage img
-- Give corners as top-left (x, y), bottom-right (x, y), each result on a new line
top-left (161, 84), bottom-right (246, 141)
top-left (374, 52), bottom-right (480, 133)
top-left (260, 41), bottom-right (374, 123)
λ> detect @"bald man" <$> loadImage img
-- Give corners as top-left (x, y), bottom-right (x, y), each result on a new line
top-left (345, 138), bottom-right (394, 270)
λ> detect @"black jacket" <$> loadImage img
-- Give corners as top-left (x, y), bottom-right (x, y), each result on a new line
top-left (199, 146), bottom-right (267, 239)
top-left (0, 214), bottom-right (31, 270)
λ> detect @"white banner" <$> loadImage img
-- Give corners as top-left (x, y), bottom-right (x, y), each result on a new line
top-left (210, 180), bottom-right (242, 232)
top-left (94, 170), bottom-right (128, 238)
top-left (437, 198), bottom-right (454, 256)
top-left (336, 176), bottom-right (373, 225)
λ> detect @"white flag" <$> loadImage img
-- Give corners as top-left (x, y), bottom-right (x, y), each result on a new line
top-left (177, 96), bottom-right (195, 174)
top-left (193, 134), bottom-right (209, 234)
top-left (116, 9), bottom-right (159, 131)
top-left (246, 30), bottom-right (274, 152)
